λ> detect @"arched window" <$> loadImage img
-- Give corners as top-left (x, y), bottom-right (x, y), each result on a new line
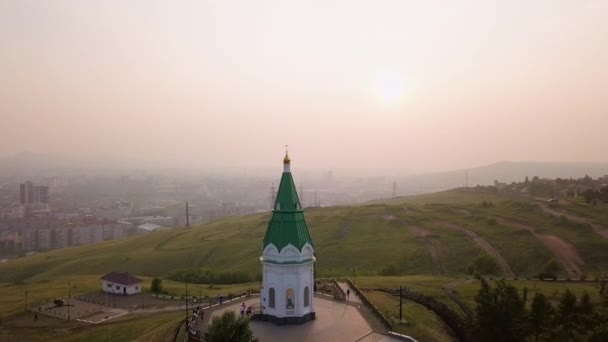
top-left (286, 288), bottom-right (295, 309)
top-left (269, 288), bottom-right (275, 308)
top-left (304, 286), bottom-right (310, 307)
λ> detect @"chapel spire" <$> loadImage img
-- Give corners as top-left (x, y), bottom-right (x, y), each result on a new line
top-left (283, 146), bottom-right (291, 172)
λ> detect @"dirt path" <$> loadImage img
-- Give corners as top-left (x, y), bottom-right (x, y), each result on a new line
top-left (538, 203), bottom-right (608, 239)
top-left (496, 218), bottom-right (584, 278)
top-left (435, 221), bottom-right (515, 278)
top-left (408, 226), bottom-right (446, 275)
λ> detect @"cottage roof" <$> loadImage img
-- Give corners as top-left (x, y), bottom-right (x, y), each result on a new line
top-left (101, 272), bottom-right (143, 285)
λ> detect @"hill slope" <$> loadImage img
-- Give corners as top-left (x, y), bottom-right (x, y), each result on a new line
top-left (2, 189), bottom-right (608, 283)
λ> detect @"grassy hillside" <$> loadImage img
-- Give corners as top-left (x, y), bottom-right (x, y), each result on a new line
top-left (0, 309), bottom-right (183, 342)
top-left (2, 189), bottom-right (608, 284)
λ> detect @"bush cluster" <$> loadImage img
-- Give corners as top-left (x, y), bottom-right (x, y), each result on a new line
top-left (168, 268), bottom-right (256, 285)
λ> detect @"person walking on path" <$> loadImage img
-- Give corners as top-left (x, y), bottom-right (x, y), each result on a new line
top-left (346, 289), bottom-right (350, 300)
top-left (240, 302), bottom-right (246, 316)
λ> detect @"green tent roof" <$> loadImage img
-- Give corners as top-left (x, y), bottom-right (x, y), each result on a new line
top-left (263, 170), bottom-right (314, 252)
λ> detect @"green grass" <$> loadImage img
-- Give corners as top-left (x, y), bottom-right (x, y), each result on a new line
top-left (0, 310), bottom-right (183, 342)
top-left (0, 274), bottom-right (259, 318)
top-left (0, 276), bottom-right (100, 318)
top-left (366, 290), bottom-right (456, 341)
top-left (159, 280), bottom-right (259, 297)
top-left (1, 189), bottom-right (608, 284)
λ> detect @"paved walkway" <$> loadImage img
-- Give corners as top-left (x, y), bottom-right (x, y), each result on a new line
top-left (191, 291), bottom-right (397, 342)
top-left (355, 332), bottom-right (404, 342)
top-left (188, 282), bottom-right (403, 341)
top-left (211, 296), bottom-right (374, 342)
top-left (337, 282), bottom-right (362, 304)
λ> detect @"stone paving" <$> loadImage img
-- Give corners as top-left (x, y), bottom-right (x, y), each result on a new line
top-left (190, 282), bottom-right (404, 342)
top-left (355, 332), bottom-right (404, 342)
top-left (184, 280), bottom-right (410, 342)
top-left (337, 282), bottom-right (362, 304)
top-left (208, 296), bottom-right (374, 342)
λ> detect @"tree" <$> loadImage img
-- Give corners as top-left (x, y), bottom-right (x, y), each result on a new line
top-left (590, 281), bottom-right (608, 341)
top-left (600, 186), bottom-right (608, 203)
top-left (525, 176), bottom-right (530, 183)
top-left (204, 311), bottom-right (258, 342)
top-left (527, 292), bottom-right (555, 342)
top-left (577, 292), bottom-right (594, 333)
top-left (538, 259), bottom-right (561, 279)
top-left (474, 278), bottom-right (527, 341)
top-left (582, 189), bottom-right (598, 204)
top-left (469, 255), bottom-right (500, 275)
top-left (151, 278), bottom-right (163, 293)
top-left (583, 174), bottom-right (593, 186)
top-left (552, 289), bottom-right (578, 341)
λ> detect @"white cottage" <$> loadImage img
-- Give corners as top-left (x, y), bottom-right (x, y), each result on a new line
top-left (101, 272), bottom-right (143, 295)
top-left (259, 152), bottom-right (316, 324)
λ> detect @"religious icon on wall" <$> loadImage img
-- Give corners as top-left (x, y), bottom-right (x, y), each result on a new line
top-left (286, 288), bottom-right (295, 309)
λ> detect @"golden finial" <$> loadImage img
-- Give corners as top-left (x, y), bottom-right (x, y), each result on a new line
top-left (283, 145), bottom-right (291, 165)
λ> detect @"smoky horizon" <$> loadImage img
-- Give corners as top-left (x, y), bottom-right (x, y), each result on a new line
top-left (1, 1), bottom-right (607, 174)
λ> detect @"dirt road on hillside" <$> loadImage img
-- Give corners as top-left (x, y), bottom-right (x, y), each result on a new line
top-left (436, 221), bottom-right (515, 278)
top-left (538, 203), bottom-right (608, 239)
top-left (408, 226), bottom-right (446, 275)
top-left (496, 218), bottom-right (584, 278)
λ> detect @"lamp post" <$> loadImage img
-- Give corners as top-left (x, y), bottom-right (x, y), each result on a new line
top-left (185, 282), bottom-right (189, 323)
top-left (67, 280), bottom-right (71, 321)
top-left (399, 285), bottom-right (403, 323)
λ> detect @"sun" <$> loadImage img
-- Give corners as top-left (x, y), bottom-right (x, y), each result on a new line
top-left (372, 70), bottom-right (406, 106)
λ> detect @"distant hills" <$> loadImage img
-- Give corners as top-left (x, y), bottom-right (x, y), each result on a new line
top-left (397, 161), bottom-right (608, 195)
top-left (1, 151), bottom-right (607, 197)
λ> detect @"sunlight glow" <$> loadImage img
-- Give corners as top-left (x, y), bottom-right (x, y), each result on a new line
top-left (372, 70), bottom-right (406, 106)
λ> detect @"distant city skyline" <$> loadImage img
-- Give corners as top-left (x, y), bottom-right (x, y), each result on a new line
top-left (1, 1), bottom-right (607, 173)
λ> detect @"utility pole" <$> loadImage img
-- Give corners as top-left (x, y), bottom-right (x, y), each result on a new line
top-left (392, 181), bottom-right (397, 198)
top-left (67, 280), bottom-right (71, 321)
top-left (185, 201), bottom-right (190, 228)
top-left (185, 282), bottom-right (189, 323)
top-left (399, 285), bottom-right (403, 322)
top-left (313, 253), bottom-right (317, 291)
top-left (270, 183), bottom-right (276, 208)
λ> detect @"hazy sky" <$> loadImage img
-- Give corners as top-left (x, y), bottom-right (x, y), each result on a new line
top-left (1, 0), bottom-right (607, 173)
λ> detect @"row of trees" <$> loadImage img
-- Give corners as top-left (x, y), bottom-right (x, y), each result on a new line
top-left (472, 278), bottom-right (608, 341)
top-left (581, 187), bottom-right (608, 204)
top-left (168, 268), bottom-right (257, 284)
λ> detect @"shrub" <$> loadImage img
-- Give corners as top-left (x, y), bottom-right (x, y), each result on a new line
top-left (469, 255), bottom-right (500, 275)
top-left (378, 264), bottom-right (399, 276)
top-left (151, 278), bottom-right (163, 293)
top-left (542, 259), bottom-right (561, 275)
top-left (168, 268), bottom-right (253, 285)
